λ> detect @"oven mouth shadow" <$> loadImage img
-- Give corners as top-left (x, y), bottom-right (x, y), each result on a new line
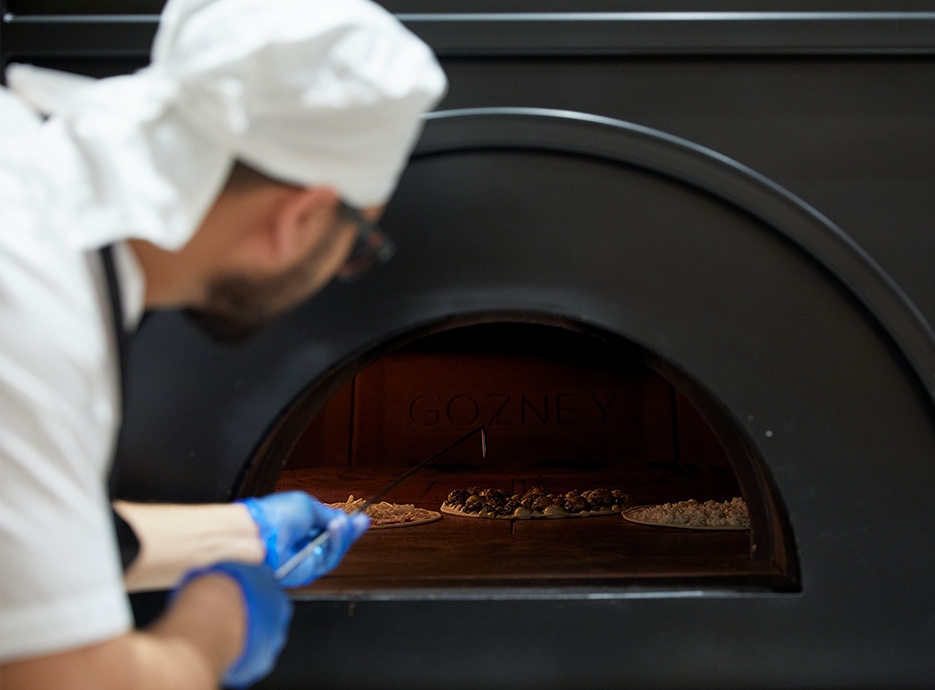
top-left (238, 311), bottom-right (800, 596)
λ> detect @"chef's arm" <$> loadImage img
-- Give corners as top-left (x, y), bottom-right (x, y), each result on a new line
top-left (114, 501), bottom-right (264, 592)
top-left (0, 572), bottom-right (246, 690)
top-left (116, 492), bottom-right (369, 592)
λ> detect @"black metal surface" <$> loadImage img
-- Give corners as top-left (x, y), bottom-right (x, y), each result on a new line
top-left (7, 0), bottom-right (935, 13)
top-left (416, 108), bottom-right (935, 403)
top-left (5, 9), bottom-right (935, 68)
top-left (4, 5), bottom-right (935, 688)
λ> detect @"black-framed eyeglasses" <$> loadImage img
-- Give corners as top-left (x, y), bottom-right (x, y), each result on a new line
top-left (336, 201), bottom-right (396, 282)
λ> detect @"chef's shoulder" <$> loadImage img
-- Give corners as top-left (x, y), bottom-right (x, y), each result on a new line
top-left (0, 85), bottom-right (44, 159)
top-left (0, 84), bottom-right (44, 131)
top-left (0, 86), bottom-right (111, 403)
top-left (0, 85), bottom-right (49, 206)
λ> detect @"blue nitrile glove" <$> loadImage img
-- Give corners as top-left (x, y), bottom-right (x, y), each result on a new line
top-left (238, 491), bottom-right (369, 588)
top-left (172, 562), bottom-right (292, 690)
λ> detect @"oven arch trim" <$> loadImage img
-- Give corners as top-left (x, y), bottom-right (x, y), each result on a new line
top-left (415, 107), bottom-right (935, 407)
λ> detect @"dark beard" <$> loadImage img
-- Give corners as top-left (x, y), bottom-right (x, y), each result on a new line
top-left (182, 267), bottom-right (305, 345)
top-left (182, 304), bottom-right (268, 346)
top-left (182, 221), bottom-right (348, 346)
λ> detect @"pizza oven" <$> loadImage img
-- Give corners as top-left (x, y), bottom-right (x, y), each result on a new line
top-left (252, 318), bottom-right (796, 593)
top-left (3, 2), bottom-right (935, 688)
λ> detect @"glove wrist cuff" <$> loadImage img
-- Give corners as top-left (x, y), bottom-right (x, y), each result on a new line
top-left (237, 498), bottom-right (278, 570)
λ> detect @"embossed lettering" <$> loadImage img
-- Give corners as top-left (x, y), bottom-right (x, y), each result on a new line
top-left (406, 392), bottom-right (620, 427)
top-left (409, 395), bottom-right (439, 426)
top-left (555, 393), bottom-right (581, 424)
top-left (487, 394), bottom-right (512, 426)
top-left (446, 394), bottom-right (480, 425)
top-left (521, 394), bottom-right (548, 425)
top-left (589, 392), bottom-right (618, 424)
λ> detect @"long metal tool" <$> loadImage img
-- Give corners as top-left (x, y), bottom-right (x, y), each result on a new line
top-left (275, 425), bottom-right (487, 580)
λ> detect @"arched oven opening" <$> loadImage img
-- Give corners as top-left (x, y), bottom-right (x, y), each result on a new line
top-left (239, 314), bottom-right (798, 593)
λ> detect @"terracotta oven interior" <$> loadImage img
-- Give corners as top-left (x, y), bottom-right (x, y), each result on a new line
top-left (243, 318), bottom-right (797, 593)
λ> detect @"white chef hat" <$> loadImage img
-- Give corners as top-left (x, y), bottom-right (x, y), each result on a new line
top-left (6, 0), bottom-right (447, 250)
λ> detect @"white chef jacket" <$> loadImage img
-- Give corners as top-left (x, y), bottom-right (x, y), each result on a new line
top-left (0, 0), bottom-right (446, 662)
top-left (0, 87), bottom-right (147, 662)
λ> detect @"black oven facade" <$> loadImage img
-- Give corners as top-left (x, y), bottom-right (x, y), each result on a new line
top-left (3, 3), bottom-right (935, 688)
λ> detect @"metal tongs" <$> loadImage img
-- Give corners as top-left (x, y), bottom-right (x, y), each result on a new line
top-left (275, 426), bottom-right (487, 580)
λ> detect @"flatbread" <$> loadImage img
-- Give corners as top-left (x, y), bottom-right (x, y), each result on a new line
top-left (328, 495), bottom-right (441, 529)
top-left (441, 486), bottom-right (634, 520)
top-left (621, 497), bottom-right (750, 530)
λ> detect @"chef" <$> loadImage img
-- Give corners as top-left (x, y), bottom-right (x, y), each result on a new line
top-left (0, 0), bottom-right (447, 688)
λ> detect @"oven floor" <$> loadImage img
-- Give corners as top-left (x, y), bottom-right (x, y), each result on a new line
top-left (275, 467), bottom-right (785, 593)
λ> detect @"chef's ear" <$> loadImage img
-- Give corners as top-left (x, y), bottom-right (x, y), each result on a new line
top-left (263, 185), bottom-right (341, 268)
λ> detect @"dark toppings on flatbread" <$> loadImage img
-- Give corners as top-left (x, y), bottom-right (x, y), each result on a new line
top-left (441, 485), bottom-right (634, 520)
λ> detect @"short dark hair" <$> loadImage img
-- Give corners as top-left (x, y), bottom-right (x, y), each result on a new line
top-left (222, 160), bottom-right (293, 193)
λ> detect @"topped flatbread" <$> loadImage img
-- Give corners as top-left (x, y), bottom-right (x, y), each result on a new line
top-left (328, 495), bottom-right (441, 529)
top-left (622, 497), bottom-right (750, 530)
top-left (441, 485), bottom-right (634, 520)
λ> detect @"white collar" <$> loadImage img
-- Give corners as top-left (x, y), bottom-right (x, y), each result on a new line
top-left (112, 242), bottom-right (147, 332)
